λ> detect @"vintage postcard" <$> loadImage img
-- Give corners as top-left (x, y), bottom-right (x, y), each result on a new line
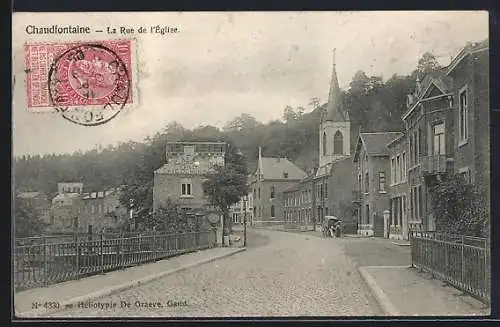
top-left (12, 11), bottom-right (490, 319)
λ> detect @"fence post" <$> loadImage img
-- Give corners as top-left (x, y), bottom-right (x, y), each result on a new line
top-left (100, 233), bottom-right (104, 274)
top-left (461, 235), bottom-right (465, 284)
top-left (153, 232), bottom-right (157, 260)
top-left (75, 235), bottom-right (80, 279)
top-left (484, 239), bottom-right (488, 299)
top-left (121, 236), bottom-right (125, 269)
top-left (42, 236), bottom-right (47, 287)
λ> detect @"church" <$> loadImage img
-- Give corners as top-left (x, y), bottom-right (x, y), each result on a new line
top-left (283, 49), bottom-right (357, 233)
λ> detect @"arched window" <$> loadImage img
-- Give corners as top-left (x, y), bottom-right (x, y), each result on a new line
top-left (271, 205), bottom-right (275, 218)
top-left (322, 132), bottom-right (327, 156)
top-left (333, 131), bottom-right (343, 155)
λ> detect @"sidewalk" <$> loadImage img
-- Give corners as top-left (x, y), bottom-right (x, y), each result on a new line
top-left (359, 264), bottom-right (490, 316)
top-left (15, 246), bottom-right (245, 318)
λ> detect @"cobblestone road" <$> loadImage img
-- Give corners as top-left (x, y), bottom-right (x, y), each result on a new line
top-left (49, 230), bottom-right (382, 317)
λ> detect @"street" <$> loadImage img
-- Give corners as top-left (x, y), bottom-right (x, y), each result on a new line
top-left (48, 229), bottom-right (383, 317)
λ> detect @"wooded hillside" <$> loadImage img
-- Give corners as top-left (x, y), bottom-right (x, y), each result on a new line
top-left (14, 52), bottom-right (444, 198)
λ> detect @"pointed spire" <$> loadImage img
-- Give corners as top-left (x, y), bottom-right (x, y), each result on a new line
top-left (325, 47), bottom-right (347, 122)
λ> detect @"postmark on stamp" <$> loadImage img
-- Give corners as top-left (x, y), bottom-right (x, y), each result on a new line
top-left (24, 39), bottom-right (135, 126)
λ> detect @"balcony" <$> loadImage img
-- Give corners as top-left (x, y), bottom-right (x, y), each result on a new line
top-left (420, 155), bottom-right (453, 175)
top-left (352, 190), bottom-right (362, 203)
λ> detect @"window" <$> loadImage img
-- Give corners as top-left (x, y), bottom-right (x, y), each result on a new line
top-left (409, 134), bottom-right (414, 165)
top-left (322, 132), bottom-right (327, 156)
top-left (324, 181), bottom-right (328, 198)
top-left (459, 88), bottom-right (468, 142)
top-left (364, 172), bottom-right (369, 193)
top-left (253, 188), bottom-right (256, 198)
top-left (396, 155), bottom-right (401, 183)
top-left (258, 188), bottom-right (261, 199)
top-left (390, 158), bottom-right (395, 184)
top-left (402, 152), bottom-right (407, 181)
top-left (181, 180), bottom-right (192, 196)
top-left (379, 172), bottom-right (386, 192)
top-left (418, 185), bottom-right (423, 221)
top-left (270, 186), bottom-right (275, 199)
top-left (433, 123), bottom-right (445, 155)
top-left (358, 174), bottom-right (362, 191)
top-left (271, 205), bottom-right (275, 218)
top-left (333, 131), bottom-right (343, 155)
top-left (413, 131), bottom-right (418, 164)
top-left (283, 172), bottom-right (289, 178)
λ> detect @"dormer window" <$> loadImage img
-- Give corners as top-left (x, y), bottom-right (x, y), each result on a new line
top-left (283, 172), bottom-right (288, 178)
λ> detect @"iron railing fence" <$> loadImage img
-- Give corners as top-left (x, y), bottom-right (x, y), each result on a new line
top-left (410, 231), bottom-right (490, 304)
top-left (14, 229), bottom-right (217, 292)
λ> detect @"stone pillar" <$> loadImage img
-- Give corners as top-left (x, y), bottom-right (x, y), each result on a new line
top-left (383, 210), bottom-right (390, 238)
top-left (391, 199), bottom-right (395, 226)
top-left (398, 197), bottom-right (403, 228)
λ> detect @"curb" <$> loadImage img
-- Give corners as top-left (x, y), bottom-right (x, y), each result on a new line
top-left (358, 266), bottom-right (401, 316)
top-left (17, 247), bottom-right (246, 318)
top-left (391, 242), bottom-right (411, 246)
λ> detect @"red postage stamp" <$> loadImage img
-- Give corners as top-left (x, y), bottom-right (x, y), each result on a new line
top-left (24, 39), bottom-right (135, 126)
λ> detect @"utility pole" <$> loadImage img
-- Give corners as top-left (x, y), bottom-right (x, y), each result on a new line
top-left (243, 196), bottom-right (247, 247)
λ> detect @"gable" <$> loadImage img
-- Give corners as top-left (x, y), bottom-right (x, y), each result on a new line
top-left (422, 82), bottom-right (445, 99)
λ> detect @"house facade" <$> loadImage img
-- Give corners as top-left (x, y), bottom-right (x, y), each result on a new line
top-left (402, 40), bottom-right (489, 233)
top-left (353, 132), bottom-right (402, 237)
top-left (51, 193), bottom-right (84, 232)
top-left (80, 188), bottom-right (128, 233)
top-left (283, 174), bottom-right (315, 226)
top-left (387, 133), bottom-right (409, 240)
top-left (250, 147), bottom-right (307, 221)
top-left (153, 141), bottom-right (226, 213)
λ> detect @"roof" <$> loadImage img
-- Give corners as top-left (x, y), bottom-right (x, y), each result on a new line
top-left (17, 192), bottom-right (43, 199)
top-left (82, 188), bottom-right (120, 200)
top-left (446, 39), bottom-right (488, 75)
top-left (283, 182), bottom-right (301, 193)
top-left (52, 193), bottom-right (81, 206)
top-left (258, 157), bottom-right (307, 180)
top-left (315, 156), bottom-right (351, 178)
top-left (420, 71), bottom-right (453, 96)
top-left (155, 154), bottom-right (224, 175)
top-left (354, 132), bottom-right (403, 161)
top-left (324, 48), bottom-right (348, 122)
top-left (386, 132), bottom-right (407, 148)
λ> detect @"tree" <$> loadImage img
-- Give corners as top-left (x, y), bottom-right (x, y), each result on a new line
top-left (413, 52), bottom-right (442, 78)
top-left (282, 105), bottom-right (298, 123)
top-left (143, 199), bottom-right (192, 233)
top-left (15, 198), bottom-right (47, 238)
top-left (429, 174), bottom-right (489, 237)
top-left (202, 142), bottom-right (249, 243)
top-left (308, 97), bottom-right (321, 111)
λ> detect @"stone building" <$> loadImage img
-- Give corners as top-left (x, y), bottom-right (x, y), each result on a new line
top-left (283, 173), bottom-right (315, 226)
top-left (80, 187), bottom-right (128, 233)
top-left (153, 141), bottom-right (226, 213)
top-left (282, 48), bottom-right (356, 232)
top-left (250, 147), bottom-right (307, 221)
top-left (352, 132), bottom-right (402, 237)
top-left (314, 48), bottom-right (356, 230)
top-left (387, 133), bottom-right (409, 240)
top-left (51, 193), bottom-right (84, 232)
top-left (402, 39), bottom-right (489, 232)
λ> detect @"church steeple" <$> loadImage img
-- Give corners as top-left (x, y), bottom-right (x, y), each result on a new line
top-left (325, 48), bottom-right (348, 122)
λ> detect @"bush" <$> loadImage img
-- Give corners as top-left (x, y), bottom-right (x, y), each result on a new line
top-left (429, 174), bottom-right (489, 238)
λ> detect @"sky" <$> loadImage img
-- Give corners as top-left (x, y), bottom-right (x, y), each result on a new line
top-left (12, 11), bottom-right (488, 156)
